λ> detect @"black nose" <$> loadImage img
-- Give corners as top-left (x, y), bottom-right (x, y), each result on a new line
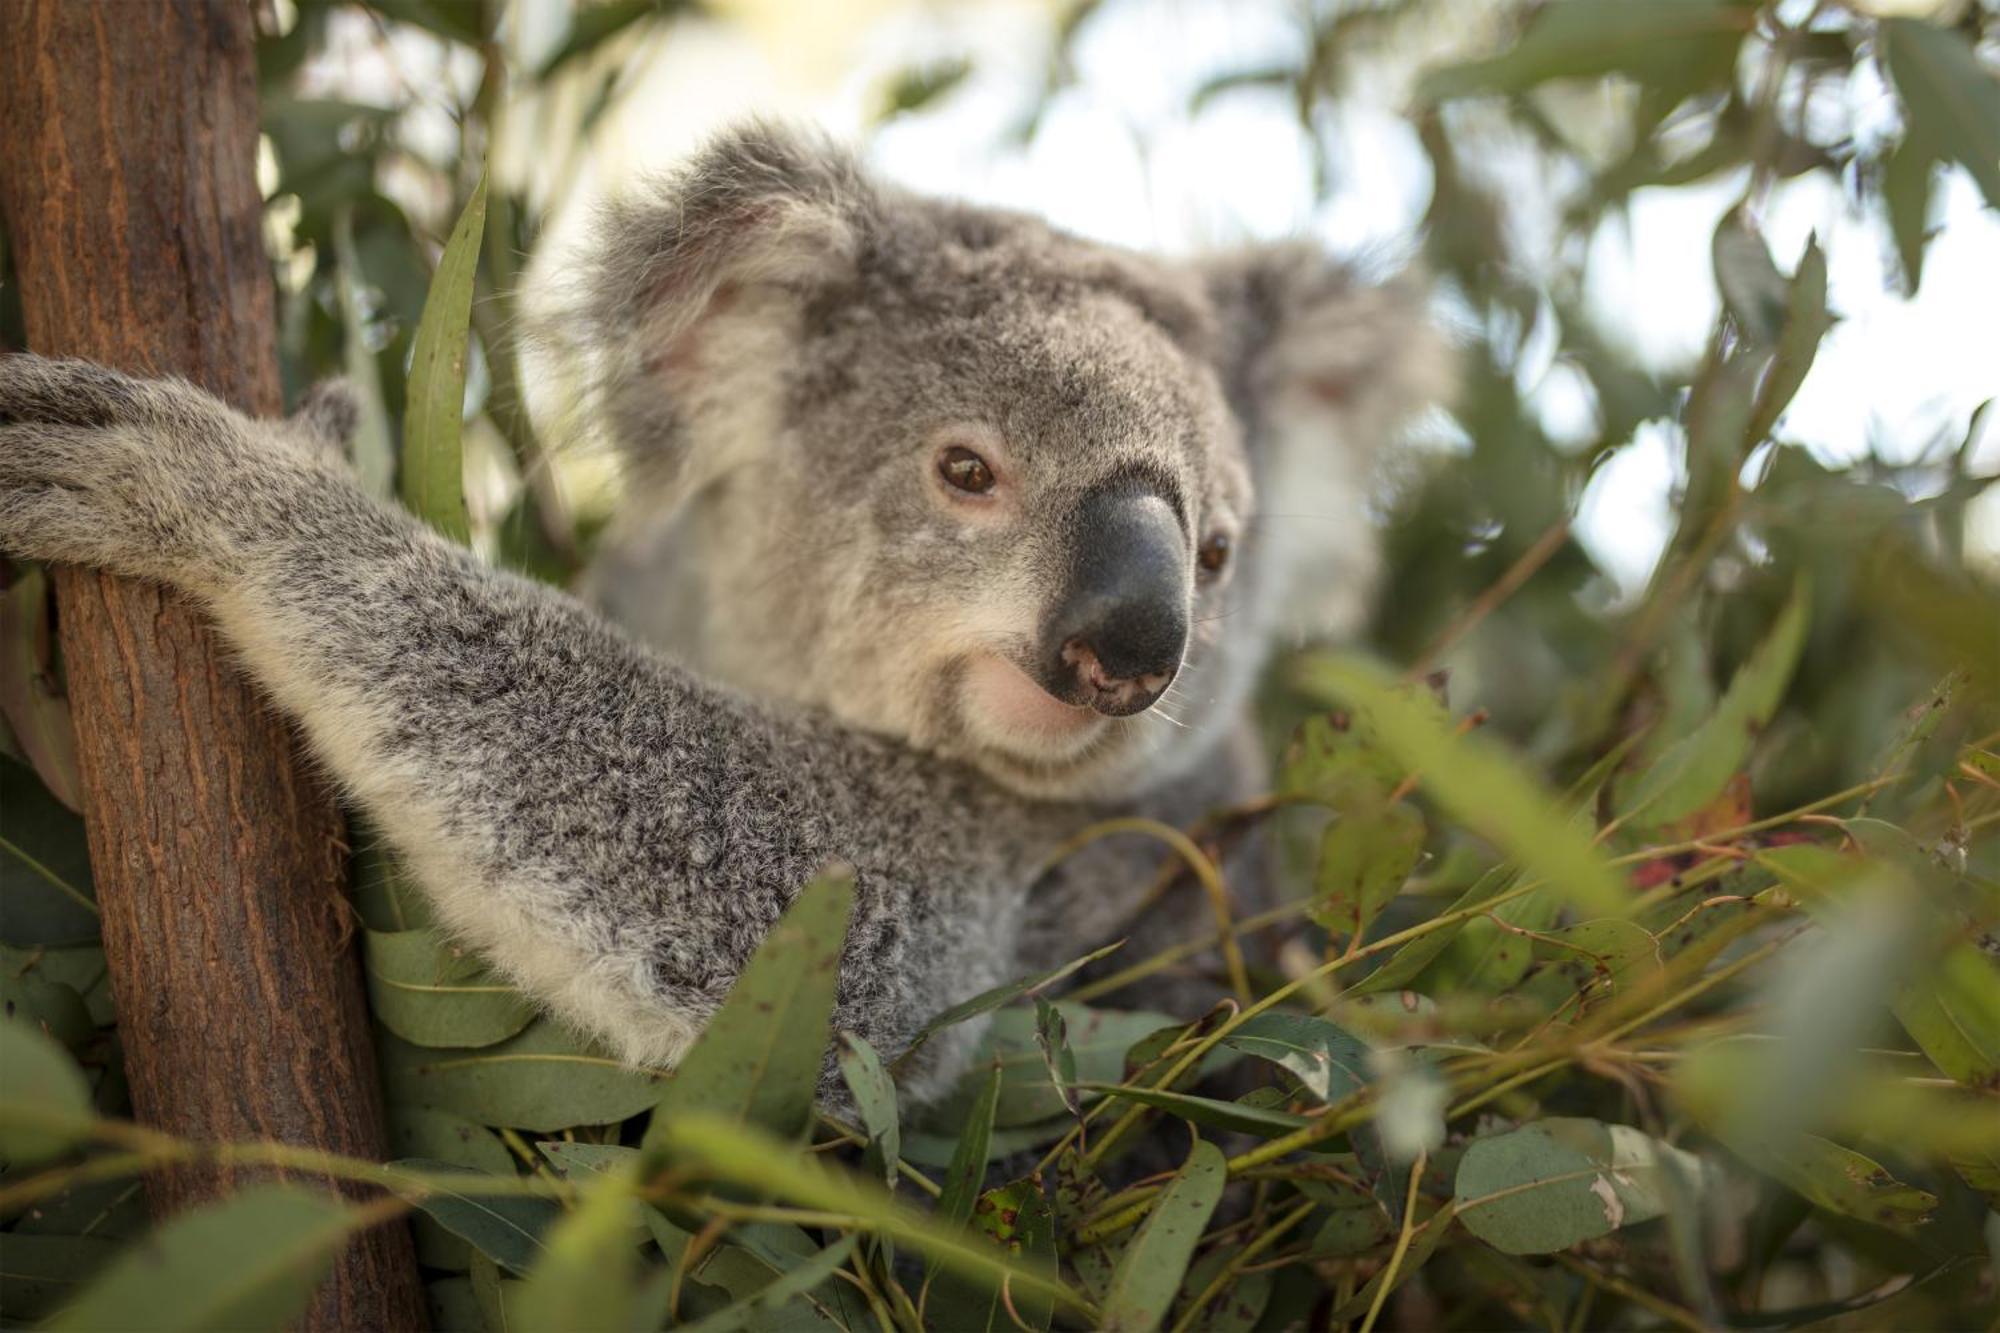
top-left (1042, 485), bottom-right (1189, 717)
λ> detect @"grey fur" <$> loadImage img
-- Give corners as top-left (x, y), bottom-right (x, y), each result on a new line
top-left (0, 122), bottom-right (1449, 1101)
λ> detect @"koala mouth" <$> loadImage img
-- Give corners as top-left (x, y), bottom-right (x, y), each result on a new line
top-left (961, 654), bottom-right (1106, 757)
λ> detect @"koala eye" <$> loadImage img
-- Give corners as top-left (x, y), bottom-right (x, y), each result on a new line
top-left (938, 445), bottom-right (997, 495)
top-left (1198, 532), bottom-right (1232, 576)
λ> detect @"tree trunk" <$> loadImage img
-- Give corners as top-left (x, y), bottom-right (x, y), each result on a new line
top-left (0, 3), bottom-right (425, 1328)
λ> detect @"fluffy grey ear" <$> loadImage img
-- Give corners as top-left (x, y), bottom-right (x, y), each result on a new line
top-left (585, 120), bottom-right (872, 350)
top-left (559, 121), bottom-right (876, 500)
top-left (1199, 244), bottom-right (1455, 637)
top-left (1201, 243), bottom-right (1452, 462)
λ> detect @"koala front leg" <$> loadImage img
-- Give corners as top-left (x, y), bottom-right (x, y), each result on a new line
top-left (0, 355), bottom-right (1034, 1096)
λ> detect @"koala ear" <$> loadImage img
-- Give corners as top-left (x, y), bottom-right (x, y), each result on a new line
top-left (586, 120), bottom-right (872, 355)
top-left (1201, 242), bottom-right (1452, 463)
top-left (1199, 243), bottom-right (1455, 637)
top-left (557, 121), bottom-right (875, 504)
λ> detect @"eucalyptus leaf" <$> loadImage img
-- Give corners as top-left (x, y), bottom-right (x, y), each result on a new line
top-left (381, 1022), bottom-right (668, 1133)
top-left (1300, 658), bottom-right (1627, 917)
top-left (1455, 1118), bottom-right (1710, 1254)
top-left (837, 1032), bottom-right (901, 1189)
top-left (0, 754), bottom-right (97, 948)
top-left (647, 867), bottom-right (854, 1143)
top-left (926, 1177), bottom-right (1057, 1333)
top-left (0, 1233), bottom-right (118, 1322)
top-left (1618, 578), bottom-right (1810, 829)
top-left (513, 1164), bottom-right (642, 1333)
top-left (1420, 0), bottom-right (1750, 104)
top-left (1100, 1139), bottom-right (1227, 1332)
top-left (898, 939), bottom-right (1124, 1066)
top-left (401, 171), bottom-right (485, 542)
top-left (48, 1186), bottom-right (363, 1333)
top-left (0, 1014), bottom-right (93, 1167)
top-left (364, 928), bottom-right (536, 1049)
top-left (394, 1159), bottom-right (563, 1275)
top-left (1881, 18), bottom-right (2000, 211)
top-left (1077, 1083), bottom-right (1315, 1138)
top-left (1310, 801), bottom-right (1425, 942)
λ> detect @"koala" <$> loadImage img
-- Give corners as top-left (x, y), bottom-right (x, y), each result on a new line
top-left (0, 123), bottom-right (1447, 1103)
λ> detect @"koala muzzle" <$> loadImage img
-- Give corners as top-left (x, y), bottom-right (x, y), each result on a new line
top-left (1042, 486), bottom-right (1189, 717)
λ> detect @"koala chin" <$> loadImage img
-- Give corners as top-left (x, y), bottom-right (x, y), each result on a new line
top-left (0, 121), bottom-right (1450, 1104)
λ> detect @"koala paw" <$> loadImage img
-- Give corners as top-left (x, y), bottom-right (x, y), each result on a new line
top-left (0, 354), bottom-right (313, 584)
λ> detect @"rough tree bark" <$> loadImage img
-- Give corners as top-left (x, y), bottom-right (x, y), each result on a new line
top-left (0, 3), bottom-right (425, 1328)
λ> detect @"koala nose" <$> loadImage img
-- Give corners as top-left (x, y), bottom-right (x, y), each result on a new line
top-left (1042, 485), bottom-right (1190, 717)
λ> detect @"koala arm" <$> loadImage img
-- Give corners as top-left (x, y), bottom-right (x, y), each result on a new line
top-left (0, 356), bottom-right (1032, 1095)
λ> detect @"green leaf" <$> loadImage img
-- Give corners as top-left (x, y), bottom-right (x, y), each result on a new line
top-left (1100, 1139), bottom-right (1228, 1332)
top-left (1323, 1204), bottom-right (1457, 1322)
top-left (675, 1236), bottom-right (860, 1333)
top-left (0, 1233), bottom-right (119, 1324)
top-left (1895, 941), bottom-right (2000, 1087)
top-left (1034, 996), bottom-right (1080, 1117)
top-left (1618, 578), bottom-right (1810, 829)
top-left (380, 1021), bottom-right (668, 1133)
top-left (534, 0), bottom-right (687, 82)
top-left (1880, 18), bottom-right (2000, 212)
top-left (0, 754), bottom-right (97, 947)
top-left (1299, 658), bottom-right (1627, 917)
top-left (927, 1004), bottom-right (1175, 1129)
top-left (1728, 1132), bottom-right (1937, 1229)
top-left (1077, 1084), bottom-right (1315, 1138)
top-left (0, 961), bottom-right (93, 1050)
top-left (1454, 1117), bottom-right (1709, 1254)
top-left (1713, 210), bottom-right (1789, 347)
top-left (927, 1060), bottom-right (1002, 1288)
top-left (0, 566), bottom-right (80, 811)
top-left (1419, 0), bottom-right (1751, 103)
top-left (388, 1107), bottom-right (518, 1269)
top-left (1883, 135), bottom-right (1937, 292)
top-left (650, 1113), bottom-right (1084, 1317)
top-left (1348, 866), bottom-right (1518, 998)
top-left (647, 867), bottom-right (854, 1143)
top-left (0, 1014), bottom-right (93, 1166)
top-left (1217, 1012), bottom-right (1373, 1104)
top-left (364, 928), bottom-right (537, 1048)
top-left (394, 1159), bottom-right (564, 1274)
top-left (1310, 801), bottom-right (1425, 941)
top-left (514, 1164), bottom-right (641, 1333)
top-left (897, 939), bottom-right (1124, 1068)
top-left (879, 58), bottom-right (973, 121)
top-left (1745, 237), bottom-right (1833, 444)
top-left (538, 1140), bottom-right (639, 1180)
top-left (927, 1177), bottom-right (1057, 1333)
top-left (388, 1106), bottom-right (516, 1177)
top-left (401, 172), bottom-right (486, 543)
top-left (49, 1186), bottom-right (364, 1332)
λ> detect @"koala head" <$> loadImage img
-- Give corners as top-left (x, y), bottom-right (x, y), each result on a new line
top-left (552, 122), bottom-right (1449, 801)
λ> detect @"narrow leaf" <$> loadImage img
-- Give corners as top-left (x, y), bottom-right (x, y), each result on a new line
top-left (1881, 18), bottom-right (2000, 211)
top-left (1100, 1139), bottom-right (1228, 1332)
top-left (898, 939), bottom-right (1124, 1067)
top-left (647, 867), bottom-right (855, 1143)
top-left (402, 172), bottom-right (486, 543)
top-left (1300, 658), bottom-right (1627, 916)
top-left (49, 1186), bottom-right (364, 1332)
top-left (836, 1032), bottom-right (901, 1189)
top-left (0, 1015), bottom-right (94, 1166)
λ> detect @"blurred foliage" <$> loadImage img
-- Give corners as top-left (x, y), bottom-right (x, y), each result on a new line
top-left (4, 0), bottom-right (2000, 1330)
